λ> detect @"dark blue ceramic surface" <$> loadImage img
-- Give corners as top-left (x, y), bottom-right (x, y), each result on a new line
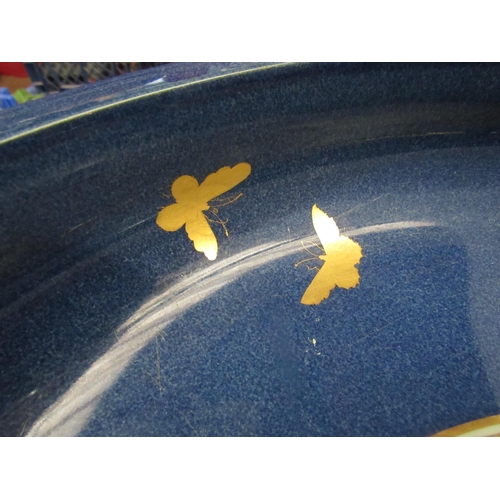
top-left (1, 63), bottom-right (500, 436)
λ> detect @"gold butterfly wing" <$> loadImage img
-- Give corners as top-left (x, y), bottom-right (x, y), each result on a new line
top-left (157, 202), bottom-right (218, 261)
top-left (183, 162), bottom-right (251, 260)
top-left (157, 175), bottom-right (201, 231)
top-left (311, 204), bottom-right (340, 253)
top-left (156, 203), bottom-right (218, 260)
top-left (185, 210), bottom-right (218, 261)
top-left (300, 258), bottom-right (339, 305)
top-left (197, 162), bottom-right (252, 203)
top-left (156, 174), bottom-right (216, 259)
top-left (326, 236), bottom-right (363, 289)
top-left (300, 238), bottom-right (362, 305)
top-left (156, 202), bottom-right (189, 232)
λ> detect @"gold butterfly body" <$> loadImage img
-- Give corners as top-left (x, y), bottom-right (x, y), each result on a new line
top-left (300, 204), bottom-right (363, 305)
top-left (156, 162), bottom-right (251, 260)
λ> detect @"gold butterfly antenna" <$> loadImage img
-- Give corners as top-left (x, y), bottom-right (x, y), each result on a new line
top-left (156, 162), bottom-right (251, 260)
top-left (294, 240), bottom-right (323, 269)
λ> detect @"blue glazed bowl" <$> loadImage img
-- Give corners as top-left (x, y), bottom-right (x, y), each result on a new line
top-left (1, 63), bottom-right (500, 436)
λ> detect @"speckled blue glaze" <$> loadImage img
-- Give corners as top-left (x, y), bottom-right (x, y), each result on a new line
top-left (1, 63), bottom-right (500, 436)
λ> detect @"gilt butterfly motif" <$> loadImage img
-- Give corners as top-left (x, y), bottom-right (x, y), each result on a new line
top-left (300, 204), bottom-right (363, 305)
top-left (156, 162), bottom-right (251, 260)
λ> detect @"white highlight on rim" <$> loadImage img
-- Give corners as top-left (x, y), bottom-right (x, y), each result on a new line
top-left (0, 63), bottom-right (291, 146)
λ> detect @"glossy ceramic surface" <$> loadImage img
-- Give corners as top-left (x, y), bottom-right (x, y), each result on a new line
top-left (1, 63), bottom-right (500, 436)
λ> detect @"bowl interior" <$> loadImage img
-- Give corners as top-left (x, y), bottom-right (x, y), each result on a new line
top-left (2, 63), bottom-right (500, 436)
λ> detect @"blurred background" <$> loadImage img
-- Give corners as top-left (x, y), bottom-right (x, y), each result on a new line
top-left (0, 62), bottom-right (167, 109)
